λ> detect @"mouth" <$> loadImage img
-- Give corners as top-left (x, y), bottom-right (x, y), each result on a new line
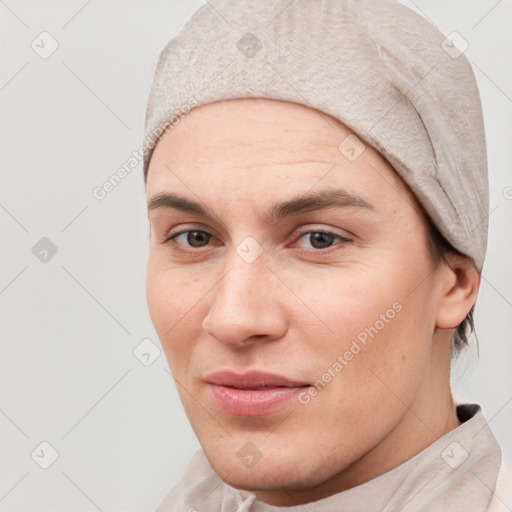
top-left (204, 370), bottom-right (310, 417)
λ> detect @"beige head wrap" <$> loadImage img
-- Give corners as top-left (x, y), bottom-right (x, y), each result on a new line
top-left (143, 0), bottom-right (489, 271)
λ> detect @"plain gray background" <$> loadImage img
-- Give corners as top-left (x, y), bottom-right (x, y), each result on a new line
top-left (1, 1), bottom-right (511, 510)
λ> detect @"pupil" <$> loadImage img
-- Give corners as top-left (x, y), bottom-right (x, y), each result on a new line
top-left (311, 232), bottom-right (333, 249)
top-left (188, 231), bottom-right (209, 247)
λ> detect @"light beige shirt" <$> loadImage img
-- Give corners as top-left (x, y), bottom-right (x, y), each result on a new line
top-left (157, 404), bottom-right (504, 511)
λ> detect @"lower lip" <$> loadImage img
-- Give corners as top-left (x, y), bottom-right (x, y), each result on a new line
top-left (208, 384), bottom-right (306, 417)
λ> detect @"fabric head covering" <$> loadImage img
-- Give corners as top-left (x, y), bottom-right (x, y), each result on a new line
top-left (142, 0), bottom-right (489, 271)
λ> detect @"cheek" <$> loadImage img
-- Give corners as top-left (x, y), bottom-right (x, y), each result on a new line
top-left (286, 276), bottom-right (433, 463)
top-left (282, 264), bottom-right (406, 349)
top-left (288, 261), bottom-right (435, 400)
top-left (145, 258), bottom-right (206, 367)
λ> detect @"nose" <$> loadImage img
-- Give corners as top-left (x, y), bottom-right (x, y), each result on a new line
top-left (201, 251), bottom-right (288, 349)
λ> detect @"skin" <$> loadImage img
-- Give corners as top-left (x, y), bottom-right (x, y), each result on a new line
top-left (145, 98), bottom-right (479, 507)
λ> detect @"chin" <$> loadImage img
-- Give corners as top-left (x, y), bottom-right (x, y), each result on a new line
top-left (202, 439), bottom-right (344, 495)
top-left (219, 464), bottom-right (311, 496)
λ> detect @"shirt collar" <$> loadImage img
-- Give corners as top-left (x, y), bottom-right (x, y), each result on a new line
top-left (226, 403), bottom-right (502, 511)
top-left (156, 403), bottom-right (502, 512)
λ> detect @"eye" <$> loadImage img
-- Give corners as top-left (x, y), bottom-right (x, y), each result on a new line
top-left (294, 230), bottom-right (351, 252)
top-left (163, 228), bottom-right (351, 254)
top-left (166, 229), bottom-right (213, 250)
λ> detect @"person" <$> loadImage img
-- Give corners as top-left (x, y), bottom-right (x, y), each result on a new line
top-left (141, 1), bottom-right (511, 510)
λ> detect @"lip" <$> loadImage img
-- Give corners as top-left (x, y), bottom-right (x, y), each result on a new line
top-left (204, 370), bottom-right (310, 389)
top-left (204, 370), bottom-right (310, 417)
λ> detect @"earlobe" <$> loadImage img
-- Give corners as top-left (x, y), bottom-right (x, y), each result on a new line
top-left (436, 254), bottom-right (480, 329)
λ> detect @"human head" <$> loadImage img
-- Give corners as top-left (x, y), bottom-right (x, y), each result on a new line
top-left (145, 97), bottom-right (480, 506)
top-left (143, 0), bottom-right (488, 506)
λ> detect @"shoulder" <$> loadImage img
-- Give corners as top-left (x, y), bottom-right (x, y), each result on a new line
top-left (487, 456), bottom-right (512, 512)
top-left (155, 447), bottom-right (243, 511)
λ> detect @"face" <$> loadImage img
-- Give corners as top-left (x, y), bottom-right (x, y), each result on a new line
top-left (145, 99), bottom-right (452, 506)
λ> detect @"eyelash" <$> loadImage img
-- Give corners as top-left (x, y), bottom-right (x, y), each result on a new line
top-left (162, 227), bottom-right (351, 255)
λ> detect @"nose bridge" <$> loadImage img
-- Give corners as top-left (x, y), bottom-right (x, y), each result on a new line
top-left (215, 243), bottom-right (271, 318)
top-left (202, 240), bottom-right (286, 346)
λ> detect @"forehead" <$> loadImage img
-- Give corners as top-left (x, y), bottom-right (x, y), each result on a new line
top-left (155, 99), bottom-right (348, 165)
top-left (146, 98), bottom-right (417, 216)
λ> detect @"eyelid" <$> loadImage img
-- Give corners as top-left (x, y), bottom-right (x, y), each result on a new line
top-left (292, 225), bottom-right (352, 242)
top-left (163, 223), bottom-right (219, 242)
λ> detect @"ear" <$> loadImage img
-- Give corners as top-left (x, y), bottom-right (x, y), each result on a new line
top-left (436, 253), bottom-right (480, 329)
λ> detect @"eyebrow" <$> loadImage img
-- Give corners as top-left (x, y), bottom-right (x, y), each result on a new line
top-left (147, 188), bottom-right (374, 225)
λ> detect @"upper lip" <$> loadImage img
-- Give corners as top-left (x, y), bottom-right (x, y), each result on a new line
top-left (204, 370), bottom-right (310, 389)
